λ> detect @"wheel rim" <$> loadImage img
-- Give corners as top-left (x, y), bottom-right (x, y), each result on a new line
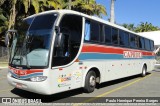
top-left (89, 76), bottom-right (96, 87)
top-left (142, 68), bottom-right (146, 76)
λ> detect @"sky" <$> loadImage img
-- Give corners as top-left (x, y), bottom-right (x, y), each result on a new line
top-left (96, 0), bottom-right (160, 27)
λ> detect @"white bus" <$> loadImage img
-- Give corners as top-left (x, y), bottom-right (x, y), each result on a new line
top-left (5, 10), bottom-right (155, 95)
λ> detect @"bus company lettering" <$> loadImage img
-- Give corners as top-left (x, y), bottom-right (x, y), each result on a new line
top-left (123, 51), bottom-right (142, 58)
top-left (12, 69), bottom-right (27, 75)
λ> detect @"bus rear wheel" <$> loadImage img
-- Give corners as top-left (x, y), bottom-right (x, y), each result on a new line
top-left (141, 65), bottom-right (147, 77)
top-left (84, 71), bottom-right (96, 93)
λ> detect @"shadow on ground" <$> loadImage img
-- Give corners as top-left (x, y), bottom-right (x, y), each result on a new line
top-left (11, 73), bottom-right (151, 103)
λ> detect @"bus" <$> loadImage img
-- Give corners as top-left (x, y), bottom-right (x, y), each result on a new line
top-left (5, 10), bottom-right (156, 95)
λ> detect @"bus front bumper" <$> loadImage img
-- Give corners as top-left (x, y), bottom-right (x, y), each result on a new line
top-left (7, 73), bottom-right (52, 95)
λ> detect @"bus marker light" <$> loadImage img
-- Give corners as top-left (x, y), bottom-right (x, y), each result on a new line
top-left (75, 58), bottom-right (80, 62)
top-left (59, 68), bottom-right (63, 71)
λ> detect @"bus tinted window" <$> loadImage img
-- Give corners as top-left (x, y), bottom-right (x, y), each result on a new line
top-left (100, 24), bottom-right (104, 43)
top-left (112, 28), bottom-right (118, 45)
top-left (30, 14), bottom-right (57, 30)
top-left (119, 30), bottom-right (125, 46)
top-left (130, 34), bottom-right (136, 48)
top-left (91, 21), bottom-right (100, 42)
top-left (105, 25), bottom-right (112, 44)
top-left (139, 37), bottom-right (145, 49)
top-left (124, 32), bottom-right (129, 47)
top-left (150, 40), bottom-right (154, 51)
top-left (119, 30), bottom-right (129, 47)
top-left (135, 36), bottom-right (139, 48)
top-left (84, 20), bottom-right (91, 41)
top-left (145, 39), bottom-right (150, 50)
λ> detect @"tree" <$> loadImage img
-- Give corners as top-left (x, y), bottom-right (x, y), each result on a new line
top-left (0, 0), bottom-right (107, 46)
top-left (122, 23), bottom-right (136, 31)
top-left (122, 22), bottom-right (159, 32)
top-left (71, 0), bottom-right (107, 17)
top-left (110, 0), bottom-right (115, 23)
top-left (135, 22), bottom-right (159, 32)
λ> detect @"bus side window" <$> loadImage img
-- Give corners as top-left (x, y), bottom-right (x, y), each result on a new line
top-left (139, 37), bottom-right (145, 49)
top-left (145, 39), bottom-right (150, 51)
top-left (105, 25), bottom-right (112, 44)
top-left (90, 21), bottom-right (100, 42)
top-left (135, 36), bottom-right (139, 48)
top-left (130, 34), bottom-right (136, 48)
top-left (112, 28), bottom-right (118, 45)
top-left (150, 40), bottom-right (154, 51)
top-left (124, 32), bottom-right (129, 47)
top-left (119, 30), bottom-right (125, 46)
top-left (84, 21), bottom-right (91, 41)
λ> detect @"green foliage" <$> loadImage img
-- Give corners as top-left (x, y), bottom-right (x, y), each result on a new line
top-left (135, 22), bottom-right (159, 32)
top-left (122, 23), bottom-right (136, 31)
top-left (122, 22), bottom-right (160, 32)
top-left (0, 0), bottom-right (107, 46)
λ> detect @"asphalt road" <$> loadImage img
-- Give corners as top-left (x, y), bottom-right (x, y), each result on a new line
top-left (0, 68), bottom-right (160, 106)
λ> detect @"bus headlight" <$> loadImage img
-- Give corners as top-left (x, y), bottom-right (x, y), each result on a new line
top-left (30, 76), bottom-right (47, 82)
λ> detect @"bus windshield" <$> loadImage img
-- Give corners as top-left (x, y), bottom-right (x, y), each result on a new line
top-left (9, 13), bottom-right (58, 68)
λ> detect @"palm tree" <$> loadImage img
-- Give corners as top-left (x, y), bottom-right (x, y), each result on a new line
top-left (110, 0), bottom-right (115, 23)
top-left (71, 0), bottom-right (107, 17)
top-left (135, 22), bottom-right (159, 32)
top-left (0, 0), bottom-right (107, 46)
top-left (122, 23), bottom-right (136, 31)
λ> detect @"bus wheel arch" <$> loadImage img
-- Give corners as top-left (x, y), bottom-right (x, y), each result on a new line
top-left (83, 67), bottom-right (101, 93)
top-left (141, 63), bottom-right (147, 77)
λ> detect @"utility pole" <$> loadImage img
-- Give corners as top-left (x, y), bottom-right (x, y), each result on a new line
top-left (110, 0), bottom-right (115, 23)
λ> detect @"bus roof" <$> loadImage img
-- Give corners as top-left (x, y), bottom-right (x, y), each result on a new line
top-left (25, 10), bottom-right (152, 40)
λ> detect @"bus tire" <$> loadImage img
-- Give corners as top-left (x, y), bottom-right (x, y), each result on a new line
top-left (84, 71), bottom-right (96, 93)
top-left (141, 65), bottom-right (147, 77)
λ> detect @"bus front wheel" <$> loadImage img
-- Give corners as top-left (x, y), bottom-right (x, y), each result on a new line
top-left (84, 71), bottom-right (96, 93)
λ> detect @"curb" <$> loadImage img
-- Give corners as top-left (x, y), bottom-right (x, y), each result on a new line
top-left (0, 67), bottom-right (8, 69)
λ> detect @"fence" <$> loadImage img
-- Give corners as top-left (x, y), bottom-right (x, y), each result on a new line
top-left (0, 46), bottom-right (9, 62)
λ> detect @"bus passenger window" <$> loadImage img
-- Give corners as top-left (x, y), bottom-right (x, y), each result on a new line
top-left (84, 21), bottom-right (91, 41)
top-left (105, 26), bottom-right (112, 44)
top-left (100, 24), bottom-right (104, 43)
top-left (139, 37), bottom-right (145, 49)
top-left (119, 30), bottom-right (125, 46)
top-left (150, 40), bottom-right (154, 51)
top-left (135, 36), bottom-right (139, 48)
top-left (130, 34), bottom-right (136, 48)
top-left (112, 28), bottom-right (118, 45)
top-left (124, 32), bottom-right (129, 47)
top-left (90, 21), bottom-right (100, 42)
top-left (145, 39), bottom-right (150, 50)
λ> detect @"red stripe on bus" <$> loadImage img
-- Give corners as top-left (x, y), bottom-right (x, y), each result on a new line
top-left (81, 44), bottom-right (154, 56)
top-left (9, 67), bottom-right (43, 76)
